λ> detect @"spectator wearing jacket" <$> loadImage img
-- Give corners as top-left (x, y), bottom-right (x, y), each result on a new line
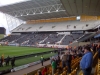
top-left (37, 70), bottom-right (42, 75)
top-left (98, 45), bottom-right (100, 59)
top-left (51, 58), bottom-right (56, 75)
top-left (61, 53), bottom-right (67, 68)
top-left (5, 56), bottom-right (10, 66)
top-left (42, 66), bottom-right (47, 75)
top-left (66, 52), bottom-right (72, 73)
top-left (40, 56), bottom-right (44, 66)
top-left (80, 46), bottom-right (93, 75)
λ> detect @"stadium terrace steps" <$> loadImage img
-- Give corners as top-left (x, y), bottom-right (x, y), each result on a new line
top-left (0, 33), bottom-right (85, 45)
top-left (61, 34), bottom-right (83, 45)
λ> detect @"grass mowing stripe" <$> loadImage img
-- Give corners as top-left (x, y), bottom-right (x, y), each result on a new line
top-left (0, 53), bottom-right (56, 71)
top-left (0, 46), bottom-right (53, 57)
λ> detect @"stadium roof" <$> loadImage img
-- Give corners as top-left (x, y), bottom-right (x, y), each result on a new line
top-left (0, 0), bottom-right (100, 21)
top-left (0, 0), bottom-right (67, 21)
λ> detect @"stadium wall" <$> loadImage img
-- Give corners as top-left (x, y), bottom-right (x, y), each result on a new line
top-left (11, 20), bottom-right (100, 32)
top-left (69, 42), bottom-right (90, 48)
top-left (26, 17), bottom-right (76, 24)
top-left (39, 44), bottom-right (67, 48)
top-left (80, 15), bottom-right (100, 21)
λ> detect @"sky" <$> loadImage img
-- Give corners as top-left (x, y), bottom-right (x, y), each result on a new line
top-left (0, 0), bottom-right (27, 35)
top-left (0, 12), bottom-right (10, 35)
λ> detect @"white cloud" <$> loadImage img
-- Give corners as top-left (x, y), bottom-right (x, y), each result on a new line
top-left (0, 0), bottom-right (28, 6)
top-left (0, 0), bottom-right (27, 35)
top-left (0, 12), bottom-right (10, 35)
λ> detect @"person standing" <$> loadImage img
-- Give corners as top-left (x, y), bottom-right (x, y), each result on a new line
top-left (61, 53), bottom-right (67, 68)
top-left (11, 57), bottom-right (15, 68)
top-left (40, 55), bottom-right (44, 66)
top-left (0, 56), bottom-right (3, 67)
top-left (5, 56), bottom-right (10, 66)
top-left (98, 45), bottom-right (100, 59)
top-left (51, 58), bottom-right (56, 75)
top-left (42, 66), bottom-right (47, 75)
top-left (80, 46), bottom-right (93, 75)
top-left (66, 52), bottom-right (72, 73)
top-left (37, 70), bottom-right (42, 75)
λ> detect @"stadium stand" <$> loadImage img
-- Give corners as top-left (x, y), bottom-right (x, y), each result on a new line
top-left (61, 34), bottom-right (83, 45)
top-left (0, 33), bottom-right (85, 46)
top-left (11, 20), bottom-right (100, 32)
top-left (0, 0), bottom-right (100, 75)
top-left (41, 34), bottom-right (64, 44)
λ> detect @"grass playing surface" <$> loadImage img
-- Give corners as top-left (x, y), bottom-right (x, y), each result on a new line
top-left (0, 53), bottom-right (56, 71)
top-left (0, 46), bottom-right (56, 71)
top-left (0, 46), bottom-right (53, 57)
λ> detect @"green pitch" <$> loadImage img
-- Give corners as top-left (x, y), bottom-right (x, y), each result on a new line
top-left (0, 46), bottom-right (56, 71)
top-left (0, 46), bottom-right (53, 57)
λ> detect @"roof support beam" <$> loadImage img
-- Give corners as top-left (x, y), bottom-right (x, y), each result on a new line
top-left (7, 4), bottom-right (66, 17)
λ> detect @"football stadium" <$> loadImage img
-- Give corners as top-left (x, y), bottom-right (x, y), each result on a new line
top-left (0, 0), bottom-right (100, 75)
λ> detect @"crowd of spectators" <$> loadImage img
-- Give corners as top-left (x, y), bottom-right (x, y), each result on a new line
top-left (36, 43), bottom-right (99, 75)
top-left (0, 43), bottom-right (100, 75)
top-left (0, 56), bottom-right (15, 68)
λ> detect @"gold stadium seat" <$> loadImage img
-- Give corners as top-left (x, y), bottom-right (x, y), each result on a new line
top-left (63, 71), bottom-right (67, 75)
top-left (54, 72), bottom-right (59, 75)
top-left (60, 73), bottom-right (64, 75)
top-left (63, 67), bottom-right (67, 71)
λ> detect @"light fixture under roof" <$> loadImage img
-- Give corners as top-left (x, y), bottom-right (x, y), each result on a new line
top-left (21, 14), bottom-right (23, 16)
top-left (40, 12), bottom-right (42, 14)
top-left (48, 11), bottom-right (50, 13)
top-left (56, 10), bottom-right (58, 12)
top-left (33, 13), bottom-right (35, 15)
top-left (27, 14), bottom-right (29, 15)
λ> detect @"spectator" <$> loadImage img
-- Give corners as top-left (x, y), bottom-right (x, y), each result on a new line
top-left (40, 55), bottom-right (44, 66)
top-left (98, 45), bottom-right (100, 59)
top-left (57, 55), bottom-right (60, 65)
top-left (61, 53), bottom-right (67, 68)
top-left (50, 57), bottom-right (53, 64)
top-left (93, 44), bottom-right (96, 54)
top-left (66, 52), bottom-right (72, 73)
top-left (37, 70), bottom-right (42, 75)
top-left (42, 66), bottom-right (47, 75)
top-left (76, 51), bottom-right (82, 57)
top-left (11, 57), bottom-right (15, 68)
top-left (0, 55), bottom-right (3, 67)
top-left (5, 56), bottom-right (10, 66)
top-left (0, 58), bottom-right (3, 67)
top-left (54, 58), bottom-right (58, 69)
top-left (80, 46), bottom-right (93, 75)
top-left (51, 58), bottom-right (56, 75)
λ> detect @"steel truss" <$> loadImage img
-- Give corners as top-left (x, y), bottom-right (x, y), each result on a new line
top-left (5, 14), bottom-right (24, 31)
top-left (7, 4), bottom-right (66, 17)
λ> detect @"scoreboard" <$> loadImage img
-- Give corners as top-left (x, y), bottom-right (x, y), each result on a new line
top-left (0, 27), bottom-right (6, 34)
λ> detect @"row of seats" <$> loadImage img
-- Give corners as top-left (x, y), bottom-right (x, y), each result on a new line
top-left (94, 57), bottom-right (100, 75)
top-left (31, 57), bottom-right (81, 75)
top-left (0, 33), bottom-right (83, 45)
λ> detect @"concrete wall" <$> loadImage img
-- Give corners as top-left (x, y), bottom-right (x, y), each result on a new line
top-left (69, 42), bottom-right (90, 48)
